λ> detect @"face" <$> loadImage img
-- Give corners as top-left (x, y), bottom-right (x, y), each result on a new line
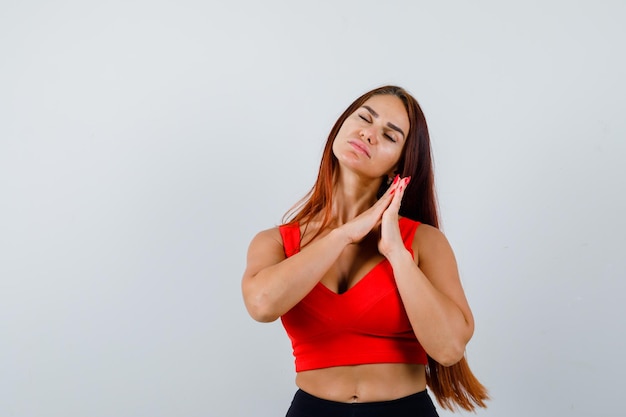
top-left (332, 94), bottom-right (410, 180)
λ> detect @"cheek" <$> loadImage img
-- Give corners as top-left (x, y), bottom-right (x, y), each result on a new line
top-left (331, 136), bottom-right (341, 156)
top-left (334, 122), bottom-right (352, 139)
top-left (331, 136), bottom-right (350, 163)
top-left (381, 146), bottom-right (403, 166)
top-left (331, 124), bottom-right (352, 155)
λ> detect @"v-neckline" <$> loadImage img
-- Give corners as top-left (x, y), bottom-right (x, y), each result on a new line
top-left (289, 217), bottom-right (412, 297)
top-left (316, 257), bottom-right (389, 296)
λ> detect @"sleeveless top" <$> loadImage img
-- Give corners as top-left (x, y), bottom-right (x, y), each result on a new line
top-left (279, 217), bottom-right (428, 372)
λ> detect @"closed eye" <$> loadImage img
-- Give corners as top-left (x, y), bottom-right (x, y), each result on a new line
top-left (359, 114), bottom-right (371, 123)
top-left (384, 133), bottom-right (397, 143)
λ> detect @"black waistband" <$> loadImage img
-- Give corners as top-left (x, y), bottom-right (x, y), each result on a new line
top-left (286, 388), bottom-right (438, 417)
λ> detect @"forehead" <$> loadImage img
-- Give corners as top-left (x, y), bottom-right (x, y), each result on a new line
top-left (360, 94), bottom-right (410, 134)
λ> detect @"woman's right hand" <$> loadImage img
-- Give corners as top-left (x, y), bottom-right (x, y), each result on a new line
top-left (339, 177), bottom-right (399, 244)
top-left (242, 176), bottom-right (400, 322)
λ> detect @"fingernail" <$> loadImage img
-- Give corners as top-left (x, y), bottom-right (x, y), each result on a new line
top-left (392, 174), bottom-right (400, 185)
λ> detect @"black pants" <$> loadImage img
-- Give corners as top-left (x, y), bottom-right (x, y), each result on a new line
top-left (285, 389), bottom-right (439, 417)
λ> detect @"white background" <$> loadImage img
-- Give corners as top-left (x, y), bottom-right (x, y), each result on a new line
top-left (1, 1), bottom-right (625, 416)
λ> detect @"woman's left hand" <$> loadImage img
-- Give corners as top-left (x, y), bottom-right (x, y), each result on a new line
top-left (378, 176), bottom-right (412, 259)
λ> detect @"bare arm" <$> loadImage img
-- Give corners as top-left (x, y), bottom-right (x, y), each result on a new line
top-left (388, 226), bottom-right (474, 366)
top-left (241, 226), bottom-right (351, 322)
top-left (242, 185), bottom-right (398, 323)
top-left (378, 178), bottom-right (474, 366)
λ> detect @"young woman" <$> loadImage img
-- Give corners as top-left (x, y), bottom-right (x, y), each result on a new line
top-left (242, 86), bottom-right (488, 416)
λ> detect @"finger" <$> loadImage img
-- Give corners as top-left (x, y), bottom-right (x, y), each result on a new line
top-left (379, 175), bottom-right (401, 202)
top-left (387, 176), bottom-right (410, 213)
top-left (372, 175), bottom-right (401, 210)
top-left (388, 174), bottom-right (401, 195)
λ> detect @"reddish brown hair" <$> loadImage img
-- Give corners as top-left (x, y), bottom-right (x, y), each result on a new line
top-left (284, 85), bottom-right (488, 411)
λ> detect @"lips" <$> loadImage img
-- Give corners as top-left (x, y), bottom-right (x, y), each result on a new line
top-left (348, 140), bottom-right (370, 158)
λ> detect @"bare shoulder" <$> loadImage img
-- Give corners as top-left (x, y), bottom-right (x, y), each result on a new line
top-left (250, 226), bottom-right (283, 245)
top-left (413, 223), bottom-right (453, 252)
top-left (413, 222), bottom-right (443, 239)
top-left (243, 226), bottom-right (287, 279)
top-left (248, 226), bottom-right (285, 256)
top-left (410, 223), bottom-right (459, 273)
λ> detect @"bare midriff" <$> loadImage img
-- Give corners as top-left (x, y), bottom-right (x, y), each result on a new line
top-left (295, 363), bottom-right (427, 403)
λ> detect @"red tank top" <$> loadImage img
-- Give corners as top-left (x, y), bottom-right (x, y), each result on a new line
top-left (279, 217), bottom-right (428, 372)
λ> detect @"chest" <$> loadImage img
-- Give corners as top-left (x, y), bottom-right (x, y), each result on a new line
top-left (284, 253), bottom-right (413, 337)
top-left (320, 233), bottom-right (384, 295)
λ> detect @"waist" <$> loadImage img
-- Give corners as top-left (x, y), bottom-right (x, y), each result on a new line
top-left (287, 388), bottom-right (438, 417)
top-left (295, 363), bottom-right (427, 403)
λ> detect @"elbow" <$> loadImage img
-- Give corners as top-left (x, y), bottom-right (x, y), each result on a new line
top-left (243, 292), bottom-right (281, 323)
top-left (434, 354), bottom-right (465, 368)
top-left (248, 307), bottom-right (280, 323)
top-left (429, 342), bottom-right (466, 367)
top-left (433, 319), bottom-right (474, 366)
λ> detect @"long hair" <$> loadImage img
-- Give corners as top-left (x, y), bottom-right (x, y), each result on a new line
top-left (283, 85), bottom-right (488, 411)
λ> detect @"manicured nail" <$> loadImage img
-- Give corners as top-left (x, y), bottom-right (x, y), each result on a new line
top-left (397, 177), bottom-right (410, 191)
top-left (392, 174), bottom-right (400, 185)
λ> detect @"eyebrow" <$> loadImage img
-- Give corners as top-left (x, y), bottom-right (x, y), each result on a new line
top-left (362, 105), bottom-right (406, 139)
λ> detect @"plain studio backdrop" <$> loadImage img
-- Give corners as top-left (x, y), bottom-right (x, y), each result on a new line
top-left (1, 1), bottom-right (625, 416)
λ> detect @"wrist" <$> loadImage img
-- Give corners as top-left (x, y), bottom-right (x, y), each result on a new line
top-left (385, 247), bottom-right (414, 266)
top-left (329, 226), bottom-right (353, 247)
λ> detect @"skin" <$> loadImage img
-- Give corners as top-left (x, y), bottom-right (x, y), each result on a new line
top-left (242, 94), bottom-right (474, 403)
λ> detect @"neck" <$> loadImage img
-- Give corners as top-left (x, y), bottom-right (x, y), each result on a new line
top-left (331, 170), bottom-right (383, 225)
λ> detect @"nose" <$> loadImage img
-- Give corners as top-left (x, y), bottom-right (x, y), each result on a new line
top-left (360, 128), bottom-right (376, 144)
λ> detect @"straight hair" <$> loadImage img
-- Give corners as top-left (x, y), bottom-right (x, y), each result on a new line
top-left (284, 86), bottom-right (488, 411)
